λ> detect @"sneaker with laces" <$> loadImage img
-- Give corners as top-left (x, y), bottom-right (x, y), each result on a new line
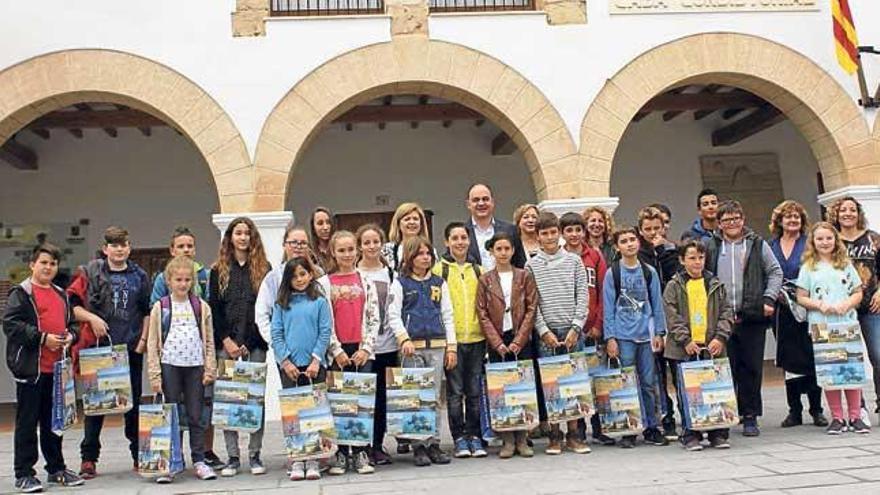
top-left (249, 454), bottom-right (267, 475)
top-left (194, 462), bottom-right (217, 480)
top-left (220, 457), bottom-right (240, 477)
top-left (289, 461), bottom-right (305, 481)
top-left (643, 428), bottom-right (670, 446)
top-left (742, 417), bottom-right (760, 437)
top-left (305, 460), bottom-right (321, 480)
top-left (850, 418), bottom-right (871, 434)
top-left (155, 474), bottom-right (173, 484)
top-left (565, 433), bottom-right (591, 454)
top-left (355, 451), bottom-right (375, 474)
top-left (47, 469), bottom-right (84, 487)
top-left (427, 444), bottom-right (451, 464)
top-left (453, 437), bottom-right (471, 458)
top-left (662, 421), bottom-right (678, 440)
top-left (14, 476), bottom-right (43, 493)
top-left (328, 451), bottom-right (348, 475)
top-left (468, 437), bottom-right (488, 458)
top-left (826, 418), bottom-right (846, 435)
top-left (708, 435), bottom-right (731, 449)
top-left (204, 451), bottom-right (224, 468)
top-left (78, 461), bottom-right (97, 480)
top-left (545, 436), bottom-right (563, 455)
top-left (684, 437), bottom-right (703, 451)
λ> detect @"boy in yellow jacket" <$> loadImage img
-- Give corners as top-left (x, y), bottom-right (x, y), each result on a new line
top-left (432, 222), bottom-right (486, 458)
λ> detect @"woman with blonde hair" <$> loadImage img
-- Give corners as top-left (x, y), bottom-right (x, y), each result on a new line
top-left (828, 196), bottom-right (880, 413)
top-left (381, 202), bottom-right (434, 272)
top-left (513, 203), bottom-right (540, 260)
top-left (583, 206), bottom-right (616, 263)
top-left (768, 200), bottom-right (827, 428)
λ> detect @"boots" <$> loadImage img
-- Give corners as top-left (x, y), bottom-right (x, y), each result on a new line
top-left (514, 431), bottom-right (534, 457)
top-left (498, 432), bottom-right (515, 459)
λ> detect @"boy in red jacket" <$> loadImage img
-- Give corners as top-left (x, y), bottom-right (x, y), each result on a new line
top-left (560, 212), bottom-right (610, 445)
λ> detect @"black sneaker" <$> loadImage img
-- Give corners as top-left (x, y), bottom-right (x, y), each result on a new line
top-left (811, 413), bottom-right (829, 427)
top-left (618, 435), bottom-right (636, 449)
top-left (643, 428), bottom-right (670, 446)
top-left (662, 422), bottom-right (678, 440)
top-left (370, 446), bottom-right (393, 466)
top-left (47, 469), bottom-right (84, 487)
top-left (850, 418), bottom-right (871, 434)
top-left (204, 450), bottom-right (224, 469)
top-left (708, 435), bottom-right (731, 449)
top-left (826, 418), bottom-right (846, 435)
top-left (780, 413), bottom-right (802, 428)
top-left (427, 444), bottom-right (451, 464)
top-left (14, 476), bottom-right (43, 493)
top-left (413, 445), bottom-right (430, 467)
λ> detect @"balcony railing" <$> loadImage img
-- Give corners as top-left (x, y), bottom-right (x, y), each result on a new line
top-left (270, 0), bottom-right (385, 17)
top-left (429, 0), bottom-right (537, 13)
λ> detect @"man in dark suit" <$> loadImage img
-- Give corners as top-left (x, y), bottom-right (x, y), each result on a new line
top-left (464, 183), bottom-right (527, 269)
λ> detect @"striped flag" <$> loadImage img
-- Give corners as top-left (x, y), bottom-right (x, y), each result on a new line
top-left (832, 0), bottom-right (860, 74)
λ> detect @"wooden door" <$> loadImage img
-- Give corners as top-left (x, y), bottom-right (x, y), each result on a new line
top-left (334, 210), bottom-right (434, 242)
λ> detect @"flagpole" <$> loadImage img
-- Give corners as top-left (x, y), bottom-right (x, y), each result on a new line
top-left (856, 46), bottom-right (878, 108)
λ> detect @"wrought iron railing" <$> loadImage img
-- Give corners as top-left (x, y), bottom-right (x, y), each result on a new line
top-left (270, 0), bottom-right (385, 16)
top-left (429, 0), bottom-right (537, 13)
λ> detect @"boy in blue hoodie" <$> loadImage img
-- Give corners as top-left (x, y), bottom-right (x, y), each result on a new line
top-left (603, 226), bottom-right (669, 448)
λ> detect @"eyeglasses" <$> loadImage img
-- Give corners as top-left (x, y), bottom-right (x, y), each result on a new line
top-left (719, 216), bottom-right (743, 225)
top-left (284, 241), bottom-right (309, 247)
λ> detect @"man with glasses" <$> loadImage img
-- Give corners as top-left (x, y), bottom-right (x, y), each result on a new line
top-left (464, 183), bottom-right (526, 270)
top-left (681, 189), bottom-right (720, 243)
top-left (705, 201), bottom-right (782, 437)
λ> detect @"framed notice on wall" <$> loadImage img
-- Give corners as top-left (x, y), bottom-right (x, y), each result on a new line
top-left (0, 222), bottom-right (90, 311)
top-left (699, 153), bottom-right (784, 231)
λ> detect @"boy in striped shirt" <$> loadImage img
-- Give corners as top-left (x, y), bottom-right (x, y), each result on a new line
top-left (525, 211), bottom-right (589, 455)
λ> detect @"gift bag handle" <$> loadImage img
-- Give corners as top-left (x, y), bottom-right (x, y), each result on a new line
top-left (691, 347), bottom-right (713, 362)
top-left (93, 333), bottom-right (113, 348)
top-left (607, 356), bottom-right (622, 369)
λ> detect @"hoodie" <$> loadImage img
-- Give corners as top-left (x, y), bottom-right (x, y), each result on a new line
top-left (680, 218), bottom-right (716, 243)
top-left (706, 228), bottom-right (783, 323)
top-left (576, 243), bottom-right (606, 335)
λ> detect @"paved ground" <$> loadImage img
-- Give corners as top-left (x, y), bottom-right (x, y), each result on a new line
top-left (3, 383), bottom-right (880, 494)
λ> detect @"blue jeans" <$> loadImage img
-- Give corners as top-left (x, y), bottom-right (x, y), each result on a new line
top-left (859, 313), bottom-right (880, 407)
top-left (617, 340), bottom-right (661, 430)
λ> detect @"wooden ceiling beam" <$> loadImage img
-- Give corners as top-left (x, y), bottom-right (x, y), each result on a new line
top-left (333, 103), bottom-right (482, 124)
top-left (68, 129), bottom-right (83, 139)
top-left (27, 109), bottom-right (166, 130)
top-left (0, 138), bottom-right (38, 170)
top-left (30, 128), bottom-right (50, 140)
top-left (641, 90), bottom-right (763, 113)
top-left (722, 108), bottom-right (746, 120)
top-left (660, 87), bottom-right (689, 122)
top-left (138, 127), bottom-right (152, 137)
top-left (492, 132), bottom-right (517, 156)
top-left (711, 105), bottom-right (786, 146)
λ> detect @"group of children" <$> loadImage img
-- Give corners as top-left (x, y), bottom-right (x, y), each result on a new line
top-left (3, 194), bottom-right (873, 492)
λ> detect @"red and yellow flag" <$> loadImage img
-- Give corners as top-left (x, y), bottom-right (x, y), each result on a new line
top-left (832, 0), bottom-right (860, 74)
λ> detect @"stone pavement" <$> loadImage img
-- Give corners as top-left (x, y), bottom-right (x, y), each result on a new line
top-left (2, 384), bottom-right (880, 495)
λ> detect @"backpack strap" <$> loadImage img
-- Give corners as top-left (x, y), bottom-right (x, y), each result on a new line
top-left (160, 295), bottom-right (172, 341)
top-left (441, 262), bottom-right (449, 281)
top-left (188, 293), bottom-right (202, 324)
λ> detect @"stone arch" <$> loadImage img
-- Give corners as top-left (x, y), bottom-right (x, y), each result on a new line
top-left (0, 49), bottom-right (251, 212)
top-left (253, 38), bottom-right (578, 211)
top-left (580, 32), bottom-right (878, 195)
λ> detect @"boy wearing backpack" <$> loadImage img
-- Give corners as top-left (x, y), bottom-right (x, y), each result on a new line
top-left (603, 226), bottom-right (669, 449)
top-left (525, 212), bottom-right (590, 455)
top-left (68, 226), bottom-right (151, 479)
top-left (432, 222), bottom-right (487, 458)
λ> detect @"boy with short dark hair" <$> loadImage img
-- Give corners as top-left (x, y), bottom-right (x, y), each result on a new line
top-left (603, 226), bottom-right (669, 449)
top-left (432, 222), bottom-right (487, 458)
top-left (681, 189), bottom-right (720, 242)
top-left (69, 226), bottom-right (151, 479)
top-left (663, 240), bottom-right (734, 451)
top-left (4, 244), bottom-right (85, 493)
top-left (526, 212), bottom-right (590, 455)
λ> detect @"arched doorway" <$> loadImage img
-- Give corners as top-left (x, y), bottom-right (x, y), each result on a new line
top-left (579, 32), bottom-right (876, 231)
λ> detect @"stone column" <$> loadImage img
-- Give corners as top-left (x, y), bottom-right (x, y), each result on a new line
top-left (537, 196), bottom-right (620, 217)
top-left (818, 185), bottom-right (880, 228)
top-left (213, 211), bottom-right (293, 421)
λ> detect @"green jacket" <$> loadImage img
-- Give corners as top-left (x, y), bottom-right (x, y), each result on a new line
top-left (662, 270), bottom-right (734, 362)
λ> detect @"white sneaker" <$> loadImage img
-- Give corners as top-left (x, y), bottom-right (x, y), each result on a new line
top-left (355, 451), bottom-right (375, 475)
top-left (305, 460), bottom-right (321, 480)
top-left (289, 461), bottom-right (305, 481)
top-left (155, 474), bottom-right (173, 484)
top-left (194, 462), bottom-right (217, 480)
